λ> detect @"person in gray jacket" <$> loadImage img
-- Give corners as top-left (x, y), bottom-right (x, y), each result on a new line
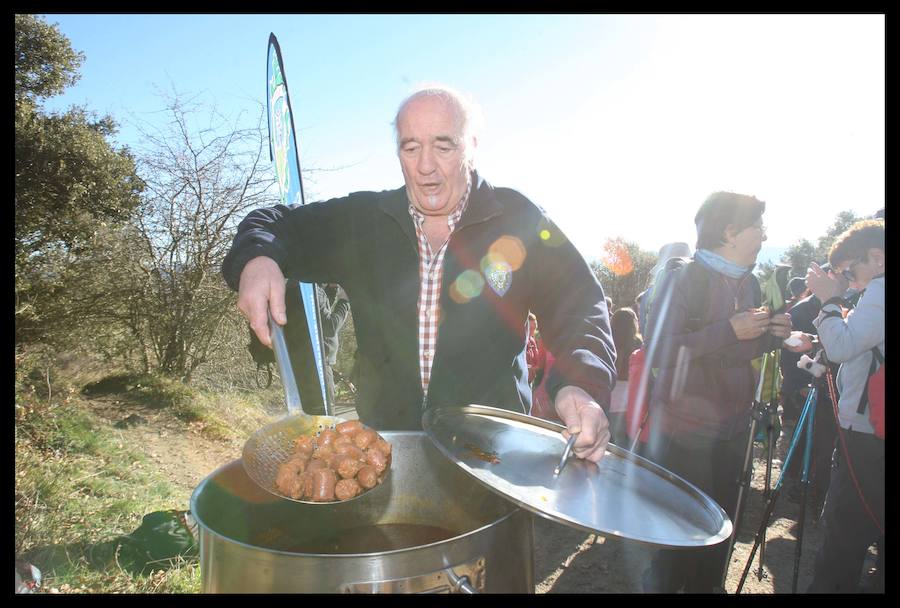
top-left (787, 219), bottom-right (884, 593)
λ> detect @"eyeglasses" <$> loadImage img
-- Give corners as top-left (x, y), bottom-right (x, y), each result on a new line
top-left (840, 261), bottom-right (861, 282)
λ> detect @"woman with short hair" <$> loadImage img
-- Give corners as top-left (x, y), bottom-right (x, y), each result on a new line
top-left (789, 218), bottom-right (885, 593)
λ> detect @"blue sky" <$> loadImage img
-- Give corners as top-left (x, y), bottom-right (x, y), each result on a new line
top-left (39, 14), bottom-right (884, 263)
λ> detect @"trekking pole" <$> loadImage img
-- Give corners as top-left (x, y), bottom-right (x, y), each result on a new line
top-left (792, 380), bottom-right (816, 594)
top-left (735, 383), bottom-right (817, 594)
top-left (758, 348), bottom-right (781, 581)
top-left (721, 350), bottom-right (769, 590)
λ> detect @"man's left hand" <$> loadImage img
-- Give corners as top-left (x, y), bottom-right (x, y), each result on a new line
top-left (553, 385), bottom-right (610, 463)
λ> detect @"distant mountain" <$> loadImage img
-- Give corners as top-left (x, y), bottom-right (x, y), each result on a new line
top-left (757, 246), bottom-right (789, 266)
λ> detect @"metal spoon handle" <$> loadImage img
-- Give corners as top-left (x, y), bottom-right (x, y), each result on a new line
top-left (554, 433), bottom-right (579, 476)
top-left (269, 310), bottom-right (303, 416)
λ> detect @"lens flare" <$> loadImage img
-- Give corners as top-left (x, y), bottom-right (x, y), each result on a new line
top-left (450, 269), bottom-right (485, 304)
top-left (488, 235), bottom-right (526, 271)
top-left (600, 239), bottom-right (634, 277)
top-left (536, 217), bottom-right (566, 248)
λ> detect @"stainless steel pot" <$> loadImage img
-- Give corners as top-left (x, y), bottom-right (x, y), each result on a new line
top-left (190, 431), bottom-right (534, 593)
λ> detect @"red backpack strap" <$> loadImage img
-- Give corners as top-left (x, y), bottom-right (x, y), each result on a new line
top-left (856, 347), bottom-right (884, 414)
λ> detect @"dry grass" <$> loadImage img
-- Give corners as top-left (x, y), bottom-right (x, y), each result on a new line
top-left (14, 351), bottom-right (277, 594)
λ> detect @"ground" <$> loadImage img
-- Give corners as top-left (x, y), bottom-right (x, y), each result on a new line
top-left (86, 394), bottom-right (878, 594)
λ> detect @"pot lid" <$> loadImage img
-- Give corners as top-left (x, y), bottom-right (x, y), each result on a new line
top-left (422, 405), bottom-right (732, 549)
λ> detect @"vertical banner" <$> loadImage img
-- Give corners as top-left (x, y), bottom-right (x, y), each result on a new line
top-left (266, 33), bottom-right (329, 413)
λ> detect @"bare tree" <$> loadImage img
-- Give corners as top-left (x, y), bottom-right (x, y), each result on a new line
top-left (124, 90), bottom-right (279, 382)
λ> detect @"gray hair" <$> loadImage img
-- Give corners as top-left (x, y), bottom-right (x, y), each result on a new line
top-left (393, 84), bottom-right (483, 166)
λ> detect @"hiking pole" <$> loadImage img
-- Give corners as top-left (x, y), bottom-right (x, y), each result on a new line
top-left (721, 350), bottom-right (769, 590)
top-left (758, 348), bottom-right (781, 581)
top-left (735, 383), bottom-right (817, 594)
top-left (791, 381), bottom-right (816, 594)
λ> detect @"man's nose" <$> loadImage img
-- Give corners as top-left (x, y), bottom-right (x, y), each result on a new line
top-left (417, 148), bottom-right (436, 174)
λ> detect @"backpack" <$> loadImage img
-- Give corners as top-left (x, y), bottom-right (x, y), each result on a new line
top-left (856, 347), bottom-right (884, 439)
top-left (624, 258), bottom-right (761, 444)
top-left (247, 325), bottom-right (275, 389)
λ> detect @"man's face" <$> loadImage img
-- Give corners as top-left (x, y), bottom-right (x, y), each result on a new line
top-left (729, 217), bottom-right (767, 264)
top-left (397, 95), bottom-right (474, 216)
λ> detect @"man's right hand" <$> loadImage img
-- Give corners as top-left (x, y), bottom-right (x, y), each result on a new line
top-left (729, 309), bottom-right (770, 340)
top-left (238, 256), bottom-right (286, 347)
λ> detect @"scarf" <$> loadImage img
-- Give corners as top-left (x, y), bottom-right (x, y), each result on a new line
top-left (694, 248), bottom-right (753, 279)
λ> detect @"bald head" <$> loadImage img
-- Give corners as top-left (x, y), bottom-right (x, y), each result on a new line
top-left (394, 85), bottom-right (481, 170)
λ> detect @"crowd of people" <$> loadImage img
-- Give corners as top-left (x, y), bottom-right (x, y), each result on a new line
top-left (224, 83), bottom-right (884, 594)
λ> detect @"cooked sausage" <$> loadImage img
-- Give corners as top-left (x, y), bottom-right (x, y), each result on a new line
top-left (335, 455), bottom-right (363, 480)
top-left (310, 468), bottom-right (337, 502)
top-left (353, 428), bottom-right (377, 450)
top-left (334, 442), bottom-right (367, 461)
top-left (317, 429), bottom-right (338, 449)
top-left (333, 434), bottom-right (353, 450)
top-left (301, 470), bottom-right (316, 500)
top-left (357, 464), bottom-right (378, 489)
top-left (335, 478), bottom-right (362, 501)
top-left (305, 458), bottom-right (328, 473)
top-left (293, 435), bottom-right (316, 455)
top-left (373, 437), bottom-right (392, 457)
top-left (365, 446), bottom-right (388, 475)
top-left (275, 458), bottom-right (306, 495)
top-left (312, 444), bottom-right (334, 463)
top-left (335, 420), bottom-right (363, 435)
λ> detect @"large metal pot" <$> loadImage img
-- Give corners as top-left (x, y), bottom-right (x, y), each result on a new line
top-left (190, 431), bottom-right (534, 593)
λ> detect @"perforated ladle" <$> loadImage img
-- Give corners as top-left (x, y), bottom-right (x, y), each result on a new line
top-left (241, 312), bottom-right (358, 503)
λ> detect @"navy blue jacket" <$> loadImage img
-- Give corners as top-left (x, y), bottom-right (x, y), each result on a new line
top-left (222, 173), bottom-right (616, 430)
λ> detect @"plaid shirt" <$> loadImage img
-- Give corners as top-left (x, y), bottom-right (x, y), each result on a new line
top-left (408, 183), bottom-right (471, 398)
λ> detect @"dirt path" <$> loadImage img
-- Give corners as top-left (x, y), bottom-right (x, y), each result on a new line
top-left (85, 396), bottom-right (242, 497)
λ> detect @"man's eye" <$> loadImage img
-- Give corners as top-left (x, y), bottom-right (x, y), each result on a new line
top-left (437, 146), bottom-right (454, 153)
top-left (402, 146), bottom-right (419, 154)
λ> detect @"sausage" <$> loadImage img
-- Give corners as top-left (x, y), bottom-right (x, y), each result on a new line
top-left (334, 442), bottom-right (367, 462)
top-left (274, 458), bottom-right (306, 495)
top-left (335, 478), bottom-right (362, 501)
top-left (305, 458), bottom-right (328, 473)
top-left (301, 470), bottom-right (317, 500)
top-left (335, 455), bottom-right (363, 480)
top-left (333, 434), bottom-right (353, 450)
top-left (365, 446), bottom-right (388, 475)
top-left (353, 428), bottom-right (378, 450)
top-left (373, 437), bottom-right (392, 457)
top-left (312, 445), bottom-right (335, 464)
top-left (357, 464), bottom-right (378, 489)
top-left (335, 420), bottom-right (363, 435)
top-left (310, 468), bottom-right (337, 502)
top-left (293, 435), bottom-right (316, 455)
top-left (317, 429), bottom-right (338, 449)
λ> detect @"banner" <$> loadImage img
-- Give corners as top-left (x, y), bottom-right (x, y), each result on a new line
top-left (267, 33), bottom-right (329, 412)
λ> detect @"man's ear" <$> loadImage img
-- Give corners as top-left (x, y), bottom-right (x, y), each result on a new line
top-left (723, 224), bottom-right (738, 247)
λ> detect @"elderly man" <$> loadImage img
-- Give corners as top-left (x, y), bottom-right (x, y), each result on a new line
top-left (222, 85), bottom-right (615, 463)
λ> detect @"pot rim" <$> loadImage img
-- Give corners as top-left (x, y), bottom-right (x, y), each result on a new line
top-left (190, 458), bottom-right (524, 559)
